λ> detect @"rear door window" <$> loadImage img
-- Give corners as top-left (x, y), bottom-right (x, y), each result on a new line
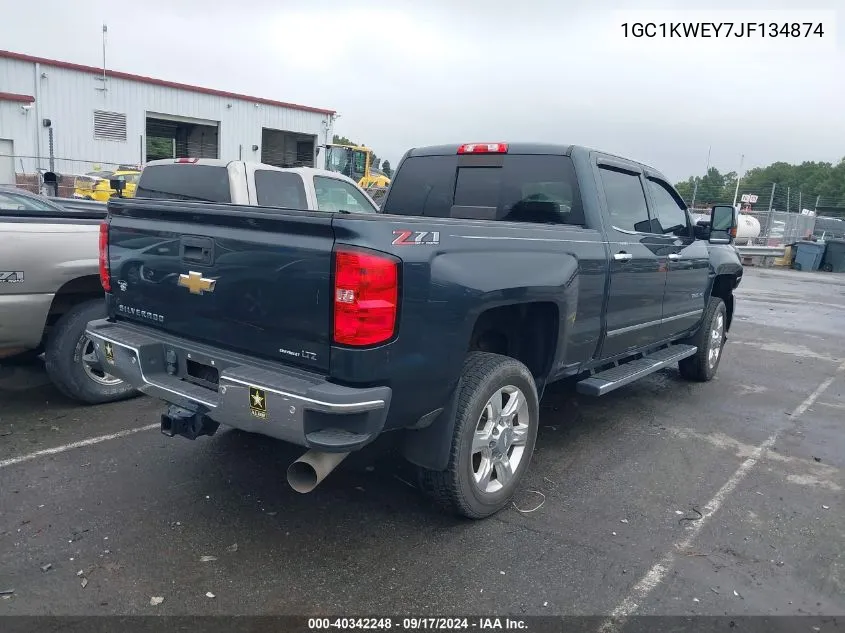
top-left (136, 165), bottom-right (231, 202)
top-left (598, 167), bottom-right (652, 233)
top-left (382, 154), bottom-right (584, 225)
top-left (254, 170), bottom-right (307, 209)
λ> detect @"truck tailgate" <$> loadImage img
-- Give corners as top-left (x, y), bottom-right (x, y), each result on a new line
top-left (105, 200), bottom-right (334, 372)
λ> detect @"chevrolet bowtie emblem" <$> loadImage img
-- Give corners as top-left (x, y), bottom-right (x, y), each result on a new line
top-left (178, 271), bottom-right (216, 295)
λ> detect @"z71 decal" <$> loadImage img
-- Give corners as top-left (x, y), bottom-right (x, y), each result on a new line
top-left (392, 230), bottom-right (440, 246)
top-left (0, 271), bottom-right (24, 284)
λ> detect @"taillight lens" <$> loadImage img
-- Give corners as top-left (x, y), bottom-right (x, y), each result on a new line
top-left (333, 247), bottom-right (399, 346)
top-left (98, 222), bottom-right (110, 291)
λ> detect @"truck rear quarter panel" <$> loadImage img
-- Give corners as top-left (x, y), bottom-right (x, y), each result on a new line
top-left (0, 218), bottom-right (100, 349)
top-left (330, 214), bottom-right (608, 431)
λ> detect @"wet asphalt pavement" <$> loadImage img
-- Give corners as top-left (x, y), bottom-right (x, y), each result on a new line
top-left (1, 267), bottom-right (844, 619)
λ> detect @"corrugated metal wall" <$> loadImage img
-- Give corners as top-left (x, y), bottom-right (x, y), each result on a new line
top-left (260, 128), bottom-right (316, 168)
top-left (0, 56), bottom-right (333, 176)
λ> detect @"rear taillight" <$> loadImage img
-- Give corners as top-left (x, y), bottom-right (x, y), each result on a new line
top-left (457, 143), bottom-right (508, 154)
top-left (333, 247), bottom-right (399, 346)
top-left (98, 222), bottom-right (110, 292)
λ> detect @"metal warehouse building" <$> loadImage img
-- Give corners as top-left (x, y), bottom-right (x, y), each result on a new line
top-left (0, 49), bottom-right (336, 190)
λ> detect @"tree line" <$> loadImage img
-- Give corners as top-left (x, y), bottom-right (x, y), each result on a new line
top-left (675, 157), bottom-right (845, 210)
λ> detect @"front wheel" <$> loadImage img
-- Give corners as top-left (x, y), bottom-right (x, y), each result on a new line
top-left (678, 296), bottom-right (727, 382)
top-left (416, 352), bottom-right (539, 519)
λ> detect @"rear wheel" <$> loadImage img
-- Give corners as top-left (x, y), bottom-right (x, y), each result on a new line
top-left (416, 352), bottom-right (539, 519)
top-left (44, 299), bottom-right (139, 404)
top-left (678, 296), bottom-right (727, 382)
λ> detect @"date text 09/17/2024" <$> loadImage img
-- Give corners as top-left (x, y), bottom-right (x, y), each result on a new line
top-left (621, 22), bottom-right (825, 38)
top-left (308, 617), bottom-right (529, 630)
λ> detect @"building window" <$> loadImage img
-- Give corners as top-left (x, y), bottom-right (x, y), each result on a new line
top-left (93, 110), bottom-right (127, 142)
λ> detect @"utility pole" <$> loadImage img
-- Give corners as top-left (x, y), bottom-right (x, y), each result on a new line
top-left (732, 153), bottom-right (745, 207)
top-left (814, 194), bottom-right (820, 212)
top-left (690, 145), bottom-right (711, 210)
top-left (787, 186), bottom-right (790, 213)
top-left (762, 182), bottom-right (777, 240)
top-left (799, 191), bottom-right (802, 213)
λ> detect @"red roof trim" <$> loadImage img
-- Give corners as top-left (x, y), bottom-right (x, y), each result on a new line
top-left (0, 49), bottom-right (336, 116)
top-left (0, 91), bottom-right (35, 103)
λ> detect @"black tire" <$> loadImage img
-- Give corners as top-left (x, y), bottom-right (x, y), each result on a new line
top-left (822, 263), bottom-right (833, 273)
top-left (44, 299), bottom-right (139, 404)
top-left (416, 352), bottom-right (539, 519)
top-left (678, 296), bottom-right (727, 382)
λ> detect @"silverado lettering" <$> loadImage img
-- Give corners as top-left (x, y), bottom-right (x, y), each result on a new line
top-left (118, 305), bottom-right (165, 323)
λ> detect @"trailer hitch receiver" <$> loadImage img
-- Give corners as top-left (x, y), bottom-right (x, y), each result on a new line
top-left (160, 404), bottom-right (219, 440)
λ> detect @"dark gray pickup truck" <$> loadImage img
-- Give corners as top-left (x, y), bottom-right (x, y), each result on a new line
top-left (85, 142), bottom-right (742, 519)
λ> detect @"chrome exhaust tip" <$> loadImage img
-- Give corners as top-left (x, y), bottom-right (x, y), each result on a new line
top-left (287, 449), bottom-right (349, 493)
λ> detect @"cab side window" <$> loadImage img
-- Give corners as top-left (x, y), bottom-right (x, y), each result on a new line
top-left (313, 177), bottom-right (376, 214)
top-left (255, 170), bottom-right (307, 209)
top-left (646, 178), bottom-right (690, 237)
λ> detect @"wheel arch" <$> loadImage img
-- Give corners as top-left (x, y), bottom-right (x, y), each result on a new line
top-left (34, 276), bottom-right (104, 349)
top-left (709, 273), bottom-right (736, 331)
top-left (403, 300), bottom-right (556, 472)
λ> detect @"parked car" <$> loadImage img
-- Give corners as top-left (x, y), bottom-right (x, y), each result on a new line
top-left (73, 169), bottom-right (141, 201)
top-left (85, 142), bottom-right (742, 518)
top-left (134, 158), bottom-right (380, 211)
top-left (0, 186), bottom-right (137, 403)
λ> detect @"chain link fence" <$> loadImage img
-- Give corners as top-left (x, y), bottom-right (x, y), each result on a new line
top-left (364, 185), bottom-right (388, 208)
top-left (1, 154), bottom-right (141, 198)
top-left (683, 181), bottom-right (823, 246)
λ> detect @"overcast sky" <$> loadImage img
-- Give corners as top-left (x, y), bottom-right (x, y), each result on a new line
top-left (1, 0), bottom-right (842, 182)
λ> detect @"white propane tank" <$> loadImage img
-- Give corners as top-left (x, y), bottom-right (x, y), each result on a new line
top-left (735, 214), bottom-right (761, 242)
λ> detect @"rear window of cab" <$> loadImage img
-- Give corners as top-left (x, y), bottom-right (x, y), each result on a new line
top-left (381, 154), bottom-right (585, 225)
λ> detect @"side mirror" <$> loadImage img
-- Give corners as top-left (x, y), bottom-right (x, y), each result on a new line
top-left (110, 176), bottom-right (126, 198)
top-left (708, 204), bottom-right (736, 244)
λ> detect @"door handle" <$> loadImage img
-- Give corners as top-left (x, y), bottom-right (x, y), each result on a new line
top-left (613, 252), bottom-right (633, 262)
top-left (180, 236), bottom-right (214, 265)
top-left (667, 253), bottom-right (681, 262)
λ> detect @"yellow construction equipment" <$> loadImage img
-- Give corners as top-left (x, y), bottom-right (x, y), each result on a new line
top-left (324, 143), bottom-right (390, 189)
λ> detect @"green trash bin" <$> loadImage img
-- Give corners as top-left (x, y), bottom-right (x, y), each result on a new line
top-left (820, 239), bottom-right (845, 273)
top-left (793, 240), bottom-right (827, 271)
